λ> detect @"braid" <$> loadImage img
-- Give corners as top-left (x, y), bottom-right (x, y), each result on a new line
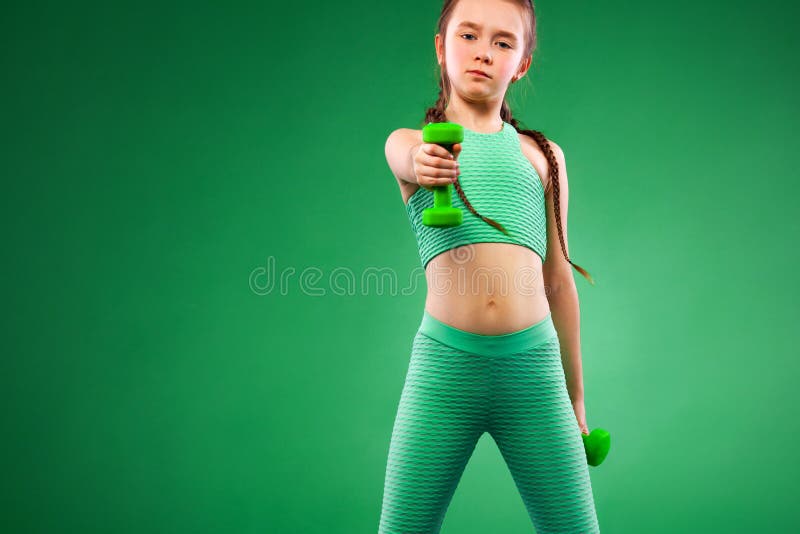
top-left (451, 176), bottom-right (510, 235)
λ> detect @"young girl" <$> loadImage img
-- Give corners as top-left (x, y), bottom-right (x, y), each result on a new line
top-left (379, 0), bottom-right (601, 532)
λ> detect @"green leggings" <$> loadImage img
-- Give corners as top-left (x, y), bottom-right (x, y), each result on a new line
top-left (378, 310), bottom-right (600, 533)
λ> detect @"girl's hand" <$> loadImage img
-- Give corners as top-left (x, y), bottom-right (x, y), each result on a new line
top-left (572, 397), bottom-right (589, 435)
top-left (411, 142), bottom-right (462, 192)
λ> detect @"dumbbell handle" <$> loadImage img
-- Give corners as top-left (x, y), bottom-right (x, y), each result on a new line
top-left (431, 142), bottom-right (456, 208)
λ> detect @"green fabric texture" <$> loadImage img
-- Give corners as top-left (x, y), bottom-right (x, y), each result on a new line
top-left (379, 311), bottom-right (600, 533)
top-left (406, 121), bottom-right (548, 268)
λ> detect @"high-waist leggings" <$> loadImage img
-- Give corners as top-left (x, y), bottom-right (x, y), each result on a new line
top-left (378, 310), bottom-right (600, 533)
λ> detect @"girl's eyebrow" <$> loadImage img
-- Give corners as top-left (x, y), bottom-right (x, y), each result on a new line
top-left (455, 21), bottom-right (518, 41)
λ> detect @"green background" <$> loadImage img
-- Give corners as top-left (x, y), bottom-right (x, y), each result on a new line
top-left (3, 0), bottom-right (798, 532)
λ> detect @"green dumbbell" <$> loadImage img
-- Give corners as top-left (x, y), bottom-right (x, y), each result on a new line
top-left (421, 122), bottom-right (464, 227)
top-left (582, 428), bottom-right (611, 467)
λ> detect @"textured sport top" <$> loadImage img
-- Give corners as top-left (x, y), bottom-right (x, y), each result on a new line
top-left (406, 121), bottom-right (547, 269)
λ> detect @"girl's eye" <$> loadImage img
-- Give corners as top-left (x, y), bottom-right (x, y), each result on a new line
top-left (461, 33), bottom-right (512, 49)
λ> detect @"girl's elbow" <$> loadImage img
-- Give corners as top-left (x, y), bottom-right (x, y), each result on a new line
top-left (544, 274), bottom-right (577, 299)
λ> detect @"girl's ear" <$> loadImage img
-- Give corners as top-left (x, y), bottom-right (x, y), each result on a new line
top-left (434, 33), bottom-right (443, 65)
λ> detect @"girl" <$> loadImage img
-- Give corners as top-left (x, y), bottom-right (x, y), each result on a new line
top-left (380, 0), bottom-right (601, 533)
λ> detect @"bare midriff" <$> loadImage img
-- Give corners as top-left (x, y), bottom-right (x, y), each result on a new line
top-left (422, 242), bottom-right (551, 335)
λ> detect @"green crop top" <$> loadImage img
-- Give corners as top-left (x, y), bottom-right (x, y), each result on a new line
top-left (405, 121), bottom-right (548, 269)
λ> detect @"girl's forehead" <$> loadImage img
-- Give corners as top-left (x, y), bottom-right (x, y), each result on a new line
top-left (449, 1), bottom-right (525, 35)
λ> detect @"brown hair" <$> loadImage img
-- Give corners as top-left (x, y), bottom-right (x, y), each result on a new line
top-left (422, 0), bottom-right (594, 285)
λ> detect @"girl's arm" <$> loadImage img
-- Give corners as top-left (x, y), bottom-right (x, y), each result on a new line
top-left (541, 141), bottom-right (585, 404)
top-left (385, 128), bottom-right (423, 185)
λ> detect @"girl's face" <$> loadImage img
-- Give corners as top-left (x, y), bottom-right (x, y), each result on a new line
top-left (436, 0), bottom-right (530, 98)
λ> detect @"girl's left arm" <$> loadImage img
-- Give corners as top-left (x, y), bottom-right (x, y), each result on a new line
top-left (541, 141), bottom-right (585, 405)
